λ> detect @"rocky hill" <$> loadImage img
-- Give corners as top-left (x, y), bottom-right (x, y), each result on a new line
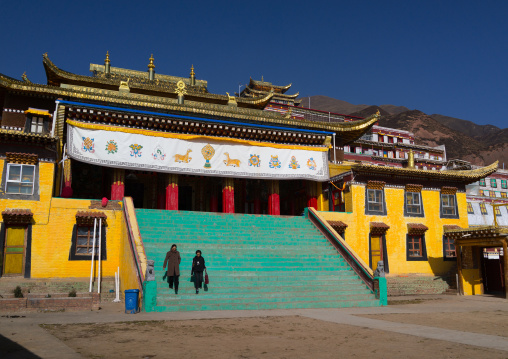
top-left (299, 96), bottom-right (507, 167)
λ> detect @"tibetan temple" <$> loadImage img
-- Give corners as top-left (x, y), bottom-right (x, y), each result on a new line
top-left (0, 53), bottom-right (505, 313)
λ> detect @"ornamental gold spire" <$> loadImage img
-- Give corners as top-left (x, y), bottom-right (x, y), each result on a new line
top-left (190, 64), bottom-right (196, 86)
top-left (148, 54), bottom-right (155, 80)
top-left (408, 149), bottom-right (415, 169)
top-left (104, 51), bottom-right (111, 75)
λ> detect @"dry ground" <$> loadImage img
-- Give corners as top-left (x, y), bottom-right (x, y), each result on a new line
top-left (42, 314), bottom-right (508, 359)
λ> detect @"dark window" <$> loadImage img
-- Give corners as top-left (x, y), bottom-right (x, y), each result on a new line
top-left (479, 179), bottom-right (486, 187)
top-left (69, 224), bottom-right (106, 261)
top-left (490, 191), bottom-right (497, 198)
top-left (495, 207), bottom-right (501, 217)
top-left (406, 234), bottom-right (427, 261)
top-left (443, 236), bottom-right (456, 260)
top-left (502, 180), bottom-right (507, 189)
top-left (502, 192), bottom-right (507, 198)
top-left (490, 178), bottom-right (497, 188)
top-left (479, 190), bottom-right (485, 196)
top-left (366, 189), bottom-right (385, 214)
top-left (440, 194), bottom-right (458, 218)
top-left (405, 191), bottom-right (423, 216)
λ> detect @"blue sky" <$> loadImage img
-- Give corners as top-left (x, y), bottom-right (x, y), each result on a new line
top-left (1, 1), bottom-right (506, 128)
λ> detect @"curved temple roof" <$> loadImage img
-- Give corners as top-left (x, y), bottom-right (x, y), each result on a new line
top-left (351, 160), bottom-right (499, 184)
top-left (249, 78), bottom-right (292, 93)
top-left (42, 54), bottom-right (274, 110)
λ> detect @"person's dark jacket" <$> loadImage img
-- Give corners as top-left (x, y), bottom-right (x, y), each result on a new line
top-left (191, 256), bottom-right (206, 274)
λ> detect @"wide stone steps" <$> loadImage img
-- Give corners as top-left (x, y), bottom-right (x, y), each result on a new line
top-left (136, 209), bottom-right (379, 312)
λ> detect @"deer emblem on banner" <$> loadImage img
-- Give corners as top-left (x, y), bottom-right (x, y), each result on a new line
top-left (223, 152), bottom-right (241, 167)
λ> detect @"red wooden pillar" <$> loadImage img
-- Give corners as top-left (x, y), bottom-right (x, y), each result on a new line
top-left (165, 174), bottom-right (178, 210)
top-left (268, 180), bottom-right (280, 215)
top-left (307, 181), bottom-right (317, 210)
top-left (61, 159), bottom-right (73, 198)
top-left (111, 169), bottom-right (125, 200)
top-left (222, 178), bottom-right (235, 213)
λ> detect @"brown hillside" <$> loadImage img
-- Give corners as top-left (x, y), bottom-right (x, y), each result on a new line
top-left (378, 110), bottom-right (487, 165)
top-left (379, 104), bottom-right (410, 115)
top-left (297, 96), bottom-right (368, 115)
top-left (430, 114), bottom-right (503, 144)
top-left (349, 105), bottom-right (390, 118)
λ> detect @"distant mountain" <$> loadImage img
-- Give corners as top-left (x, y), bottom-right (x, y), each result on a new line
top-left (349, 105), bottom-right (391, 118)
top-left (300, 96), bottom-right (507, 167)
top-left (298, 96), bottom-right (410, 116)
top-left (298, 96), bottom-right (369, 115)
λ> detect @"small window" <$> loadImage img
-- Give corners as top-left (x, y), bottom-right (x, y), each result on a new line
top-left (366, 189), bottom-right (384, 214)
top-left (5, 164), bottom-right (35, 195)
top-left (479, 190), bottom-right (485, 196)
top-left (479, 179), bottom-right (486, 187)
top-left (489, 191), bottom-right (496, 198)
top-left (502, 180), bottom-right (507, 189)
top-left (490, 179), bottom-right (497, 188)
top-left (443, 236), bottom-right (456, 259)
top-left (501, 192), bottom-right (507, 198)
top-left (480, 203), bottom-right (488, 215)
top-left (441, 194), bottom-right (457, 217)
top-left (405, 192), bottom-right (423, 216)
top-left (30, 117), bottom-right (45, 134)
top-left (494, 207), bottom-right (501, 216)
top-left (406, 234), bottom-right (427, 261)
top-left (467, 202), bottom-right (474, 214)
top-left (69, 224), bottom-right (106, 261)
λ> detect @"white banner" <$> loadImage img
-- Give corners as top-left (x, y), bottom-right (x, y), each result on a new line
top-left (67, 122), bottom-right (330, 181)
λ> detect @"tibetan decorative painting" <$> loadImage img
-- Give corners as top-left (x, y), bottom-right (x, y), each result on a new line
top-left (67, 121), bottom-right (329, 181)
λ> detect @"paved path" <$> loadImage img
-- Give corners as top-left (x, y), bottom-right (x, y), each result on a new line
top-left (1, 295), bottom-right (507, 358)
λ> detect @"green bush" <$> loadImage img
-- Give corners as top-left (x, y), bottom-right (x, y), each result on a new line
top-left (13, 286), bottom-right (23, 298)
top-left (68, 288), bottom-right (77, 297)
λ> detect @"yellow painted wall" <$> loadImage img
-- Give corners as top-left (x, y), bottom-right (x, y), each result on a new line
top-left (319, 184), bottom-right (468, 276)
top-left (32, 198), bottom-right (124, 278)
top-left (461, 269), bottom-right (483, 295)
top-left (1, 158), bottom-right (127, 279)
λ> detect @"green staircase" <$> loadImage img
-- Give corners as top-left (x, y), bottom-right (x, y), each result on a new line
top-left (136, 210), bottom-right (381, 312)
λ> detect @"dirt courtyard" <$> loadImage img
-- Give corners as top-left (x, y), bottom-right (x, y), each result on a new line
top-left (42, 312), bottom-right (508, 359)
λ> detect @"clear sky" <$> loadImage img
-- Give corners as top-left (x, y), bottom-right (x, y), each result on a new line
top-left (1, 0), bottom-right (506, 128)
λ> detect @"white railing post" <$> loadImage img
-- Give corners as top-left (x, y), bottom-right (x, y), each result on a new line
top-left (98, 218), bottom-right (102, 294)
top-left (89, 218), bottom-right (97, 292)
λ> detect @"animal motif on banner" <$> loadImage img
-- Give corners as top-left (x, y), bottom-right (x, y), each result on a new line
top-left (201, 144), bottom-right (215, 168)
top-left (248, 154), bottom-right (261, 167)
top-left (269, 155), bottom-right (282, 169)
top-left (307, 158), bottom-right (317, 171)
top-left (289, 156), bottom-right (300, 170)
top-left (224, 152), bottom-right (241, 167)
top-left (82, 137), bottom-right (95, 153)
top-left (105, 140), bottom-right (118, 154)
top-left (152, 145), bottom-right (166, 160)
top-left (174, 149), bottom-right (192, 163)
top-left (129, 144), bottom-right (143, 158)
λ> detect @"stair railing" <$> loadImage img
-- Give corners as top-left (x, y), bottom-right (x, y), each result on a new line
top-left (305, 207), bottom-right (375, 292)
top-left (123, 197), bottom-right (147, 291)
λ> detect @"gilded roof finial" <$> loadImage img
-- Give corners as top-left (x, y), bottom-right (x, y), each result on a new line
top-left (148, 54), bottom-right (155, 69)
top-left (21, 72), bottom-right (31, 83)
top-left (105, 51), bottom-right (110, 64)
top-left (261, 75), bottom-right (264, 82)
top-left (190, 65), bottom-right (195, 77)
top-left (408, 149), bottom-right (415, 169)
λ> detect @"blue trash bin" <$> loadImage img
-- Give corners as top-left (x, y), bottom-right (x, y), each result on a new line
top-left (124, 289), bottom-right (140, 314)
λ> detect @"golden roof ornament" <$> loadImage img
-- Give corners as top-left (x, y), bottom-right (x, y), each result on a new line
top-left (21, 72), bottom-right (31, 83)
top-left (375, 109), bottom-right (380, 117)
top-left (190, 65), bottom-right (195, 77)
top-left (284, 107), bottom-right (293, 119)
top-left (175, 80), bottom-right (187, 96)
top-left (148, 54), bottom-right (155, 69)
top-left (408, 149), bottom-right (415, 169)
top-left (105, 51), bottom-right (110, 64)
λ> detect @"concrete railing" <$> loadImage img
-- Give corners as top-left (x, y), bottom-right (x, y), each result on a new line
top-left (122, 197), bottom-right (147, 296)
top-left (305, 207), bottom-right (387, 304)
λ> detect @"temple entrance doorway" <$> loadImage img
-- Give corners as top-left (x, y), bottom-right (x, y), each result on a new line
top-left (280, 180), bottom-right (308, 216)
top-left (481, 249), bottom-right (505, 295)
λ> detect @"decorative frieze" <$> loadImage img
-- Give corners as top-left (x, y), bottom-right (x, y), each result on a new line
top-left (6, 152), bottom-right (38, 165)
